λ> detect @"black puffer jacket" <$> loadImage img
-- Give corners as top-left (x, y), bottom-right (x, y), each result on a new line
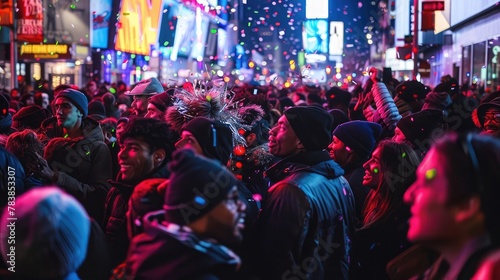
top-left (253, 151), bottom-right (356, 280)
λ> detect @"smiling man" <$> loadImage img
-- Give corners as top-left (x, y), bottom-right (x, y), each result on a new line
top-left (477, 97), bottom-right (500, 138)
top-left (104, 117), bottom-right (178, 268)
top-left (253, 106), bottom-right (356, 279)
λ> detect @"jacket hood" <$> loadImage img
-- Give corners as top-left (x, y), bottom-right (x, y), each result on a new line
top-left (265, 150), bottom-right (344, 183)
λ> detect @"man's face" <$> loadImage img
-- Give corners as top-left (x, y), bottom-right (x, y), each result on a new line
top-left (54, 97), bottom-right (82, 129)
top-left (482, 108), bottom-right (500, 136)
top-left (131, 95), bottom-right (149, 116)
top-left (268, 115), bottom-right (301, 157)
top-left (118, 138), bottom-right (156, 183)
top-left (327, 136), bottom-right (350, 166)
top-left (403, 148), bottom-right (460, 245)
top-left (175, 131), bottom-right (204, 156)
top-left (203, 186), bottom-right (246, 246)
top-left (144, 103), bottom-right (164, 120)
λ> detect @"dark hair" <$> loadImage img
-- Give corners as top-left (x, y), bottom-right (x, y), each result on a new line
top-left (433, 133), bottom-right (500, 245)
top-left (119, 118), bottom-right (179, 161)
top-left (6, 130), bottom-right (45, 175)
top-left (99, 118), bottom-right (117, 137)
top-left (363, 140), bottom-right (421, 228)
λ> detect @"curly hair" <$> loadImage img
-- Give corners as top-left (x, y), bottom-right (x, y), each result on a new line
top-left (120, 118), bottom-right (179, 161)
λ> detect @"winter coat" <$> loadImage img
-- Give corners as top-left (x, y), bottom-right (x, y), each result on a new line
top-left (126, 210), bottom-right (241, 280)
top-left (40, 117), bottom-right (112, 226)
top-left (253, 150), bottom-right (356, 280)
top-left (104, 164), bottom-right (169, 269)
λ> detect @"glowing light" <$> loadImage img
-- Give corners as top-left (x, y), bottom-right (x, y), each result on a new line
top-left (425, 168), bottom-right (437, 180)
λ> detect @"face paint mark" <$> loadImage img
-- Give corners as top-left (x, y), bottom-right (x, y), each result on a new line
top-left (425, 168), bottom-right (437, 180)
top-left (373, 168), bottom-right (379, 174)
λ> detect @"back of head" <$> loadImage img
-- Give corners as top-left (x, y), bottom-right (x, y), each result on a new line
top-left (12, 105), bottom-right (51, 130)
top-left (396, 109), bottom-right (446, 151)
top-left (326, 87), bottom-right (351, 109)
top-left (128, 178), bottom-right (167, 238)
top-left (283, 106), bottom-right (333, 151)
top-left (120, 118), bottom-right (178, 162)
top-left (333, 120), bottom-right (382, 160)
top-left (181, 117), bottom-right (234, 164)
top-left (395, 80), bottom-right (427, 103)
top-left (0, 187), bottom-right (90, 278)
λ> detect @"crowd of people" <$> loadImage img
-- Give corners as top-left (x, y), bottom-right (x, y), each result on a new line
top-left (1, 68), bottom-right (500, 279)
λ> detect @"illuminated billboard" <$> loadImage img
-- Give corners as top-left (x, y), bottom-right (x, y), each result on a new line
top-left (303, 20), bottom-right (328, 54)
top-left (91, 0), bottom-right (112, 48)
top-left (329, 21), bottom-right (344, 61)
top-left (306, 0), bottom-right (328, 19)
top-left (115, 0), bottom-right (163, 55)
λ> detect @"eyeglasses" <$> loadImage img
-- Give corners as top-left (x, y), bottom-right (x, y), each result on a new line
top-left (483, 113), bottom-right (500, 122)
top-left (460, 133), bottom-right (484, 195)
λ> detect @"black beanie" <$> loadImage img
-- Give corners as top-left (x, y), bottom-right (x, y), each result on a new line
top-left (181, 117), bottom-right (234, 164)
top-left (164, 149), bottom-right (241, 225)
top-left (333, 121), bottom-right (382, 159)
top-left (56, 89), bottom-right (89, 117)
top-left (13, 105), bottom-right (51, 129)
top-left (283, 106), bottom-right (333, 151)
top-left (395, 80), bottom-right (427, 102)
top-left (396, 109), bottom-right (444, 145)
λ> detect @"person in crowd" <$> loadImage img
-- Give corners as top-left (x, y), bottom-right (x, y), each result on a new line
top-left (104, 117), bottom-right (178, 268)
top-left (34, 91), bottom-right (50, 109)
top-left (292, 91), bottom-right (307, 106)
top-left (0, 187), bottom-right (91, 279)
top-left (329, 120), bottom-right (382, 222)
top-left (12, 105), bottom-right (52, 131)
top-left (125, 78), bottom-right (164, 117)
top-left (5, 129), bottom-right (46, 188)
top-left (88, 99), bottom-right (107, 121)
top-left (422, 87), bottom-right (452, 116)
top-left (102, 92), bottom-right (121, 120)
top-left (125, 149), bottom-right (247, 279)
top-left (476, 96), bottom-right (500, 138)
top-left (328, 108), bottom-right (350, 131)
top-left (403, 132), bottom-right (500, 279)
top-left (326, 86), bottom-right (352, 116)
top-left (229, 105), bottom-right (275, 200)
top-left (394, 80), bottom-right (428, 117)
top-left (99, 118), bottom-right (120, 179)
top-left (350, 140), bottom-right (420, 279)
top-left (36, 88), bottom-right (112, 226)
top-left (0, 93), bottom-right (16, 145)
top-left (392, 109), bottom-right (447, 157)
top-left (0, 146), bottom-right (25, 207)
top-left (252, 106), bottom-right (355, 279)
top-left (144, 91), bottom-right (173, 120)
top-left (437, 77), bottom-right (478, 133)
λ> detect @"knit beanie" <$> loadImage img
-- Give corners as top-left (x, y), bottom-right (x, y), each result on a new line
top-left (12, 105), bottom-right (51, 129)
top-left (56, 88), bottom-right (89, 117)
top-left (326, 87), bottom-right (352, 108)
top-left (328, 109), bottom-right (350, 131)
top-left (477, 97), bottom-right (500, 127)
top-left (0, 187), bottom-right (90, 278)
top-left (181, 117), bottom-right (234, 164)
top-left (283, 106), bottom-right (334, 151)
top-left (422, 90), bottom-right (452, 112)
top-left (396, 109), bottom-right (444, 145)
top-left (395, 80), bottom-right (427, 102)
top-left (164, 149), bottom-right (241, 225)
top-left (129, 178), bottom-right (167, 237)
top-left (148, 91), bottom-right (172, 113)
top-left (88, 100), bottom-right (106, 121)
top-left (333, 121), bottom-right (382, 159)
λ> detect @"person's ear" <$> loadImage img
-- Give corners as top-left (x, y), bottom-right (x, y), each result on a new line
top-left (455, 196), bottom-right (483, 223)
top-left (297, 141), bottom-right (305, 149)
top-left (152, 149), bottom-right (166, 167)
top-left (245, 133), bottom-right (257, 146)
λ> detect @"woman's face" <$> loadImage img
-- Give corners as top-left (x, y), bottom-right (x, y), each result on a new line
top-left (362, 146), bottom-right (383, 189)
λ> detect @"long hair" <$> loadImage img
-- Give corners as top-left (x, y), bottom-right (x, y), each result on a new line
top-left (362, 140), bottom-right (421, 228)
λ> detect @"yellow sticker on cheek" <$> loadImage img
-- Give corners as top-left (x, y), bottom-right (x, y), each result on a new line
top-left (425, 168), bottom-right (437, 180)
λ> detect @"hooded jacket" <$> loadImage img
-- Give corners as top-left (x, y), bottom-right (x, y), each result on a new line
top-left (253, 150), bottom-right (356, 280)
top-left (40, 117), bottom-right (112, 226)
top-left (125, 210), bottom-right (241, 280)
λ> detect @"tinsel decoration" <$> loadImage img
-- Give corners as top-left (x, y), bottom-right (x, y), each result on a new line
top-left (165, 82), bottom-right (249, 146)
